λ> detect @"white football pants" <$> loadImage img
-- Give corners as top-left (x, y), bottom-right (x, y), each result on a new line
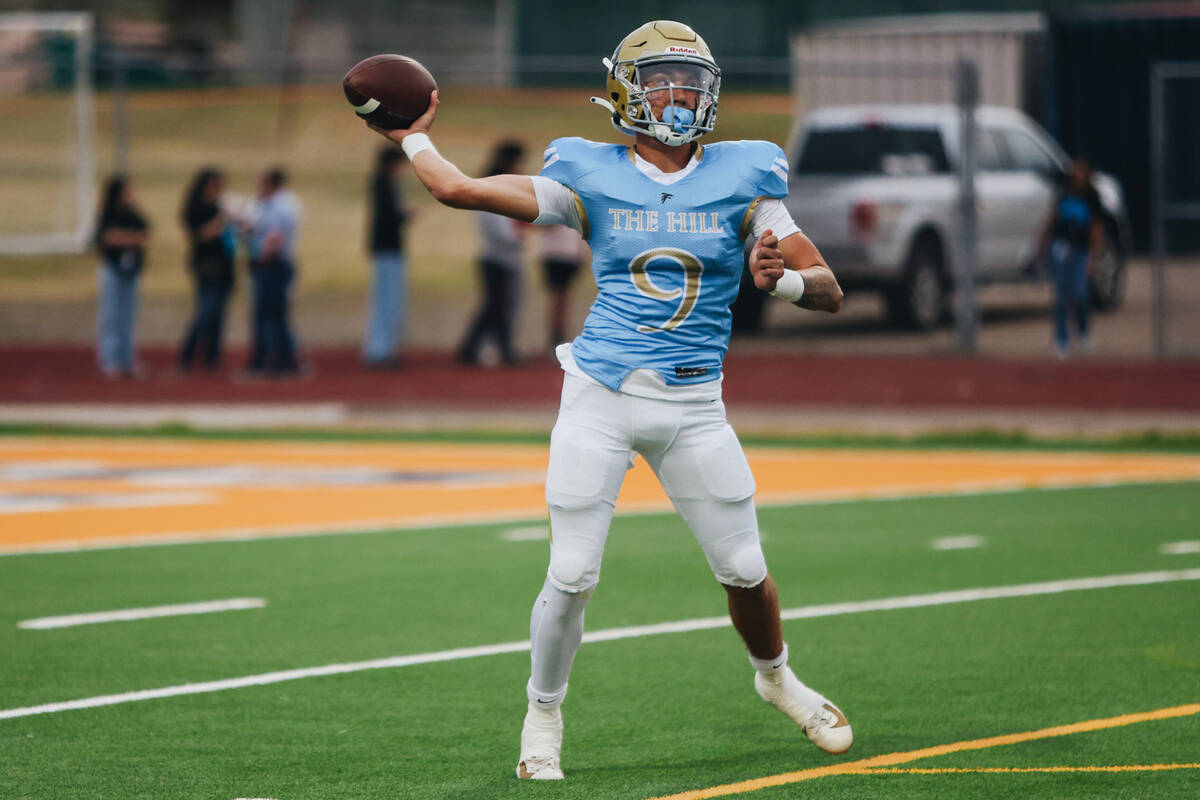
top-left (527, 373), bottom-right (768, 707)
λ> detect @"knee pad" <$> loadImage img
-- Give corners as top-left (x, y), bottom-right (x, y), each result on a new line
top-left (548, 546), bottom-right (600, 593)
top-left (546, 479), bottom-right (616, 593)
top-left (709, 528), bottom-right (768, 588)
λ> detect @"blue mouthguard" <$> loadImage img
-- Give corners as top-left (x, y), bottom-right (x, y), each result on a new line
top-left (660, 106), bottom-right (695, 133)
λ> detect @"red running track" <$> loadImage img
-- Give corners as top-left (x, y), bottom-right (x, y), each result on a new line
top-left (2, 344), bottom-right (1199, 411)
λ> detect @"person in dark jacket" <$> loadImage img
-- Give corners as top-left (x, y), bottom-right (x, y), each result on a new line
top-left (363, 147), bottom-right (410, 368)
top-left (177, 167), bottom-right (236, 371)
top-left (1037, 157), bottom-right (1104, 358)
top-left (94, 175), bottom-right (150, 378)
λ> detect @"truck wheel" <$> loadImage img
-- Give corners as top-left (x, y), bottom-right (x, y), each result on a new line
top-left (1089, 229), bottom-right (1125, 311)
top-left (886, 238), bottom-right (946, 331)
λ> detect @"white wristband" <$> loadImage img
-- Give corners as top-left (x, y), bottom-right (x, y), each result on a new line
top-left (769, 269), bottom-right (805, 303)
top-left (401, 132), bottom-right (436, 161)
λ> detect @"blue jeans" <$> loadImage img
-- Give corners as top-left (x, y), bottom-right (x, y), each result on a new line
top-left (248, 259), bottom-right (299, 373)
top-left (96, 264), bottom-right (139, 372)
top-left (1049, 240), bottom-right (1090, 349)
top-left (179, 281), bottom-right (232, 369)
top-left (363, 251), bottom-right (406, 362)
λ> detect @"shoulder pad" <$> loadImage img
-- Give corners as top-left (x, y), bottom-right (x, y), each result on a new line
top-left (708, 140), bottom-right (789, 199)
top-left (540, 137), bottom-right (622, 188)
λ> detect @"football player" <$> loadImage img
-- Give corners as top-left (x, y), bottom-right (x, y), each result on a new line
top-left (371, 20), bottom-right (851, 781)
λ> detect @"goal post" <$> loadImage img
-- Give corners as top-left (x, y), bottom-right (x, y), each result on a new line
top-left (0, 12), bottom-right (95, 255)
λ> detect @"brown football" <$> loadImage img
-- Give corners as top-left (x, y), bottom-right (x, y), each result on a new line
top-left (343, 54), bottom-right (437, 130)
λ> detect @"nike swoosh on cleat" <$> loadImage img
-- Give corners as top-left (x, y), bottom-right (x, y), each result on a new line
top-left (536, 698), bottom-right (553, 704)
top-left (823, 703), bottom-right (849, 728)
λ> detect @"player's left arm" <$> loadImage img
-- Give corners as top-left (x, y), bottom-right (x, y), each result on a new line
top-left (749, 230), bottom-right (844, 313)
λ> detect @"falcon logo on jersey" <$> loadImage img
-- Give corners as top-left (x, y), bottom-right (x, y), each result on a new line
top-left (660, 192), bottom-right (674, 204)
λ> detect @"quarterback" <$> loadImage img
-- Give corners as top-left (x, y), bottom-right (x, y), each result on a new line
top-left (372, 20), bottom-right (851, 780)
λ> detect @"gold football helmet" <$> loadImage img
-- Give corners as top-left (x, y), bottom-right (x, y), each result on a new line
top-left (590, 20), bottom-right (720, 147)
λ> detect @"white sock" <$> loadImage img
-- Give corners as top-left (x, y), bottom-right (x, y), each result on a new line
top-left (751, 644), bottom-right (826, 708)
top-left (527, 577), bottom-right (594, 709)
top-left (749, 643), bottom-right (789, 676)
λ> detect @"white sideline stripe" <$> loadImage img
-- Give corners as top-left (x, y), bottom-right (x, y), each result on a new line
top-left (2, 569), bottom-right (1198, 722)
top-left (1161, 541), bottom-right (1200, 555)
top-left (18, 598), bottom-right (266, 630)
top-left (0, 490), bottom-right (214, 515)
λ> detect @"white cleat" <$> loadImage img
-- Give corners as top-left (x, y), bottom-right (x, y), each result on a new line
top-left (754, 668), bottom-right (853, 754)
top-left (517, 704), bottom-right (564, 780)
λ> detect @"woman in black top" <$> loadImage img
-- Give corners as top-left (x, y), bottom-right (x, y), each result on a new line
top-left (177, 167), bottom-right (235, 371)
top-left (363, 147), bottom-right (409, 367)
top-left (95, 175), bottom-right (150, 378)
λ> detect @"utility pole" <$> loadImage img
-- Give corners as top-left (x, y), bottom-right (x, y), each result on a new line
top-left (954, 57), bottom-right (979, 354)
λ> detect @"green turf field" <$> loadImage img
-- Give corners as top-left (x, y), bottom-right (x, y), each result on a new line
top-left (1, 469), bottom-right (1197, 799)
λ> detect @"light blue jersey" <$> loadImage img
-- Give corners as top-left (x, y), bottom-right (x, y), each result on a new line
top-left (541, 137), bottom-right (788, 390)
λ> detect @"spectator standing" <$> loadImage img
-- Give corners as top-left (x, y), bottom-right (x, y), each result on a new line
top-left (363, 147), bottom-right (410, 368)
top-left (245, 167), bottom-right (303, 376)
top-left (458, 141), bottom-right (527, 367)
top-left (1037, 157), bottom-right (1104, 358)
top-left (177, 167), bottom-right (236, 371)
top-left (539, 223), bottom-right (585, 353)
top-left (94, 175), bottom-right (150, 379)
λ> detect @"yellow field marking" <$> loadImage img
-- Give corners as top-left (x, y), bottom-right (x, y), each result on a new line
top-left (2, 438), bottom-right (1200, 552)
top-left (861, 763), bottom-right (1200, 775)
top-left (645, 703), bottom-right (1200, 800)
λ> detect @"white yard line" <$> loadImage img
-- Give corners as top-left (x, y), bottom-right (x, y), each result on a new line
top-left (2, 569), bottom-right (1198, 722)
top-left (501, 525), bottom-right (550, 542)
top-left (1160, 541), bottom-right (1200, 555)
top-left (931, 535), bottom-right (987, 550)
top-left (4, 475), bottom-right (1195, 558)
top-left (18, 598), bottom-right (266, 630)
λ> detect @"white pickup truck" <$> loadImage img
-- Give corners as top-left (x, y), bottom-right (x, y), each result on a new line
top-left (783, 105), bottom-right (1130, 329)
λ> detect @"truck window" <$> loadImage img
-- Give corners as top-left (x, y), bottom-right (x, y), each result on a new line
top-left (794, 126), bottom-right (950, 175)
top-left (996, 129), bottom-right (1059, 175)
top-left (977, 129), bottom-right (1006, 171)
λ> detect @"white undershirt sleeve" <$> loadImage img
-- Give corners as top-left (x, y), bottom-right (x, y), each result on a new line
top-left (748, 197), bottom-right (802, 242)
top-left (530, 176), bottom-right (584, 234)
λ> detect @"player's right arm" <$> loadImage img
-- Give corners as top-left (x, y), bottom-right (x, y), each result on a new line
top-left (750, 229), bottom-right (843, 313)
top-left (369, 91), bottom-right (540, 223)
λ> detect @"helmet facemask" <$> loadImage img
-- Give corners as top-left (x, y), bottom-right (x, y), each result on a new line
top-left (603, 55), bottom-right (720, 146)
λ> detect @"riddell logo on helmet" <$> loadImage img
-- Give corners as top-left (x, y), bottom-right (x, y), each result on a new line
top-left (666, 46), bottom-right (700, 55)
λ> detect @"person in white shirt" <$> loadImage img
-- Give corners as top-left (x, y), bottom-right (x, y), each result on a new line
top-left (539, 223), bottom-right (587, 352)
top-left (458, 141), bottom-right (528, 367)
top-left (245, 167), bottom-right (303, 376)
